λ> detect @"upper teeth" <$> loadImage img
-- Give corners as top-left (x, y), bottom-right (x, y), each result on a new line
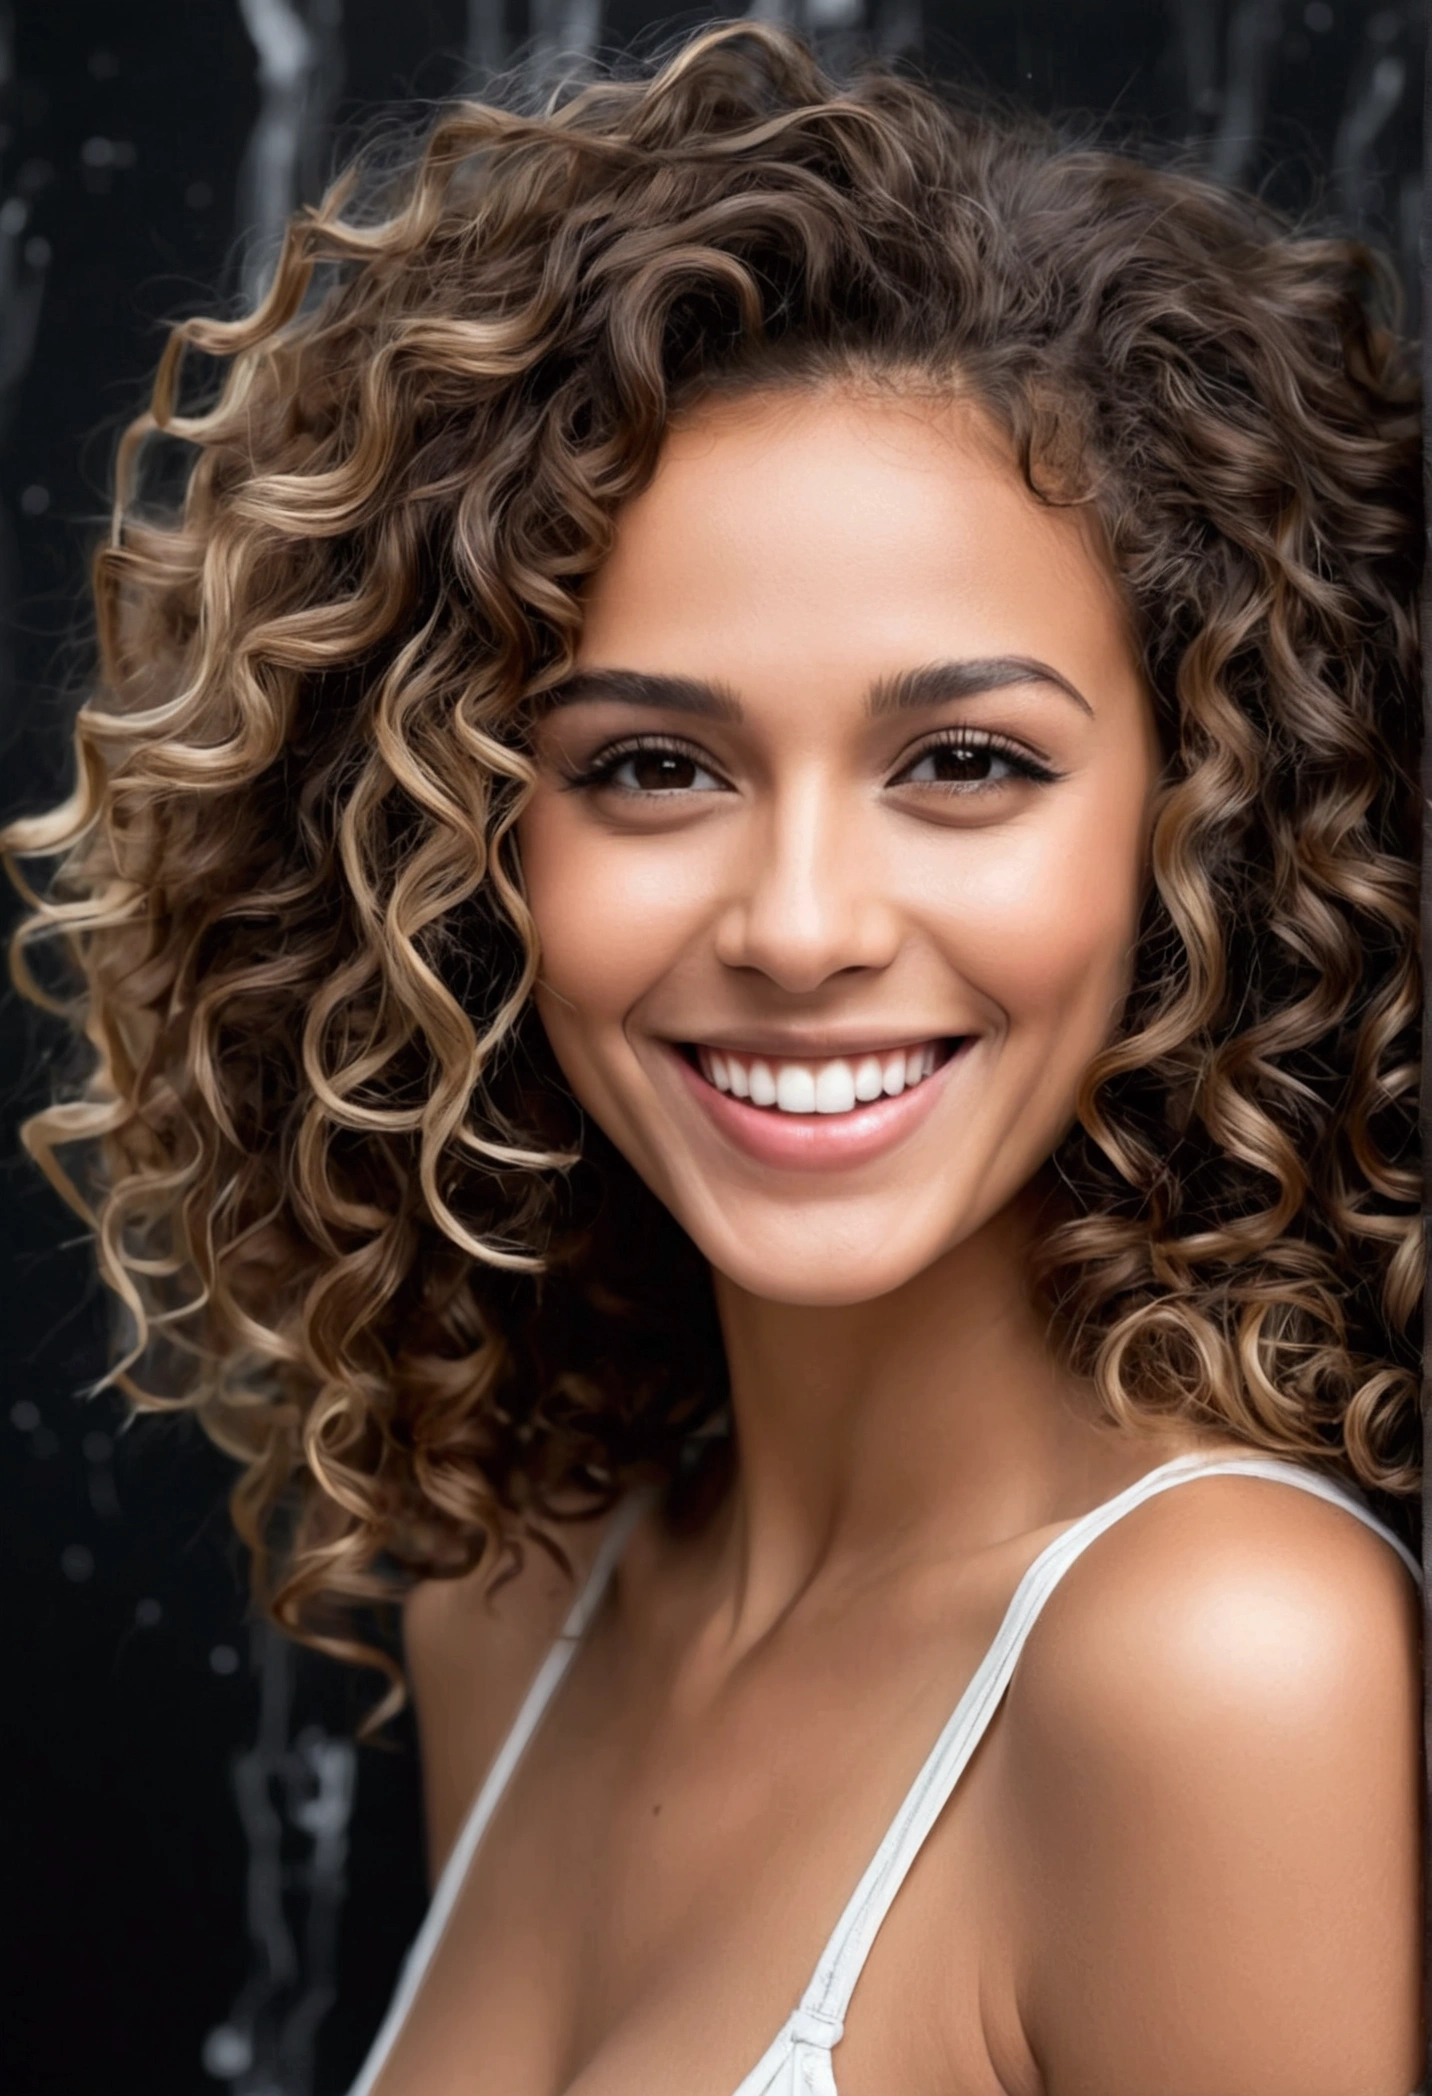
top-left (696, 1043), bottom-right (940, 1114)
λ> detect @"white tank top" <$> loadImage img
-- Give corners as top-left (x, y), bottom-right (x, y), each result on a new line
top-left (349, 1452), bottom-right (1421, 2096)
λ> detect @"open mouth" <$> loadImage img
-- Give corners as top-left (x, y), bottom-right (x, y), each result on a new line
top-left (687, 1038), bottom-right (963, 1117)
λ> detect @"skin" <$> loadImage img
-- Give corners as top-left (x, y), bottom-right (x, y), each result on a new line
top-left (385, 389), bottom-right (1422, 2096)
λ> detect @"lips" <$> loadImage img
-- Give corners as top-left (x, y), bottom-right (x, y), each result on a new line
top-left (667, 1035), bottom-right (965, 1172)
top-left (694, 1041), bottom-right (947, 1116)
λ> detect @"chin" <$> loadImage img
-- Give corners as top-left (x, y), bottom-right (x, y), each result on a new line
top-left (694, 1224), bottom-right (948, 1309)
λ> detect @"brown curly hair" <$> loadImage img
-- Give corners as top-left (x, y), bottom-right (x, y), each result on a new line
top-left (6, 23), bottom-right (1421, 1690)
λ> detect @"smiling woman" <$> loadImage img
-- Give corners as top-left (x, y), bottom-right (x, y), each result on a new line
top-left (2, 22), bottom-right (1424, 2096)
top-left (520, 390), bottom-right (1160, 1278)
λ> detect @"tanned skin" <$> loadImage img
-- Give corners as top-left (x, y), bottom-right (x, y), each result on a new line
top-left (383, 390), bottom-right (1422, 2096)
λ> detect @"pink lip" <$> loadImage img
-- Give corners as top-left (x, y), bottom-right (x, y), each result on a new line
top-left (668, 1041), bottom-right (966, 1171)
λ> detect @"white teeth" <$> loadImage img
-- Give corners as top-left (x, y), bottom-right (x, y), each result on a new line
top-left (854, 1056), bottom-right (885, 1103)
top-left (814, 1061), bottom-right (856, 1114)
top-left (775, 1065), bottom-right (817, 1114)
top-left (697, 1043), bottom-right (946, 1115)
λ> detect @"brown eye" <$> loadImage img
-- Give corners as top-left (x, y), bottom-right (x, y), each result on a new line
top-left (920, 745), bottom-right (996, 783)
top-left (902, 742), bottom-right (1005, 786)
top-left (582, 741), bottom-right (727, 794)
top-left (626, 749), bottom-right (702, 791)
top-left (897, 736), bottom-right (1051, 790)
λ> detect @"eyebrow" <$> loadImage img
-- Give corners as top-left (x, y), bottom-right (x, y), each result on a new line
top-left (867, 657), bottom-right (1093, 718)
top-left (538, 669), bottom-right (744, 721)
top-left (540, 654), bottom-right (1092, 721)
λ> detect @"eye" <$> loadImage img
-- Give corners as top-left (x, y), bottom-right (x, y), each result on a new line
top-left (566, 736), bottom-right (729, 796)
top-left (612, 748), bottom-right (717, 793)
top-left (893, 732), bottom-right (1057, 791)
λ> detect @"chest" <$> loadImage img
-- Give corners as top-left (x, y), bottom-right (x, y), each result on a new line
top-left (371, 1592), bottom-right (1041, 2096)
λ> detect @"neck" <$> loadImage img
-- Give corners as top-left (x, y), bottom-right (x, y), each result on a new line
top-left (707, 1188), bottom-right (1111, 1640)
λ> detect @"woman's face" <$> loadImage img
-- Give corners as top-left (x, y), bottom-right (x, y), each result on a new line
top-left (518, 387), bottom-right (1160, 1307)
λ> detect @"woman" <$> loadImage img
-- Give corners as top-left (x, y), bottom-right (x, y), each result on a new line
top-left (6, 24), bottom-right (1423, 2094)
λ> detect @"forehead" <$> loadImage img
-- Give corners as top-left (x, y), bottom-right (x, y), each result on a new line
top-left (576, 386), bottom-right (1134, 695)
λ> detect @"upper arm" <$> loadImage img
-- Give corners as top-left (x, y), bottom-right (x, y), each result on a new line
top-left (1002, 1479), bottom-right (1423, 2096)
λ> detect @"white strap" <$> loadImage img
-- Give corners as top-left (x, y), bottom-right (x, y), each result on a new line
top-left (796, 1454), bottom-right (1419, 2031)
top-left (347, 1492), bottom-right (650, 2096)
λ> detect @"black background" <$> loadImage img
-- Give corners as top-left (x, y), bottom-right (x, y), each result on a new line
top-left (0, 3), bottom-right (1423, 2092)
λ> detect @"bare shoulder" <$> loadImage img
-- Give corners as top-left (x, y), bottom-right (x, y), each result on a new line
top-left (1014, 1468), bottom-right (1421, 1741)
top-left (1000, 1471), bottom-right (1423, 2096)
top-left (403, 1517), bottom-right (609, 1880)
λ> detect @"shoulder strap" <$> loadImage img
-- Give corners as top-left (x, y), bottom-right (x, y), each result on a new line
top-left (792, 1454), bottom-right (1420, 2040)
top-left (347, 1492), bottom-right (650, 2096)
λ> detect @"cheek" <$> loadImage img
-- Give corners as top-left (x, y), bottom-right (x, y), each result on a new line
top-left (518, 798), bottom-right (707, 1029)
top-left (925, 794), bottom-right (1147, 1041)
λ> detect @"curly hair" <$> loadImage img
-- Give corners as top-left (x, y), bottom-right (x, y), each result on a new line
top-left (6, 23), bottom-right (1421, 1688)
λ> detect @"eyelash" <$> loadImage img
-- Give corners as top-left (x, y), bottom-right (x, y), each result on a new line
top-left (561, 734), bottom-right (725, 795)
top-left (561, 729), bottom-right (1062, 795)
top-left (891, 729), bottom-right (1062, 789)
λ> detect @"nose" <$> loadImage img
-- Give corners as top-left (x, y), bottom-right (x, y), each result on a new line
top-left (712, 779), bottom-right (903, 992)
